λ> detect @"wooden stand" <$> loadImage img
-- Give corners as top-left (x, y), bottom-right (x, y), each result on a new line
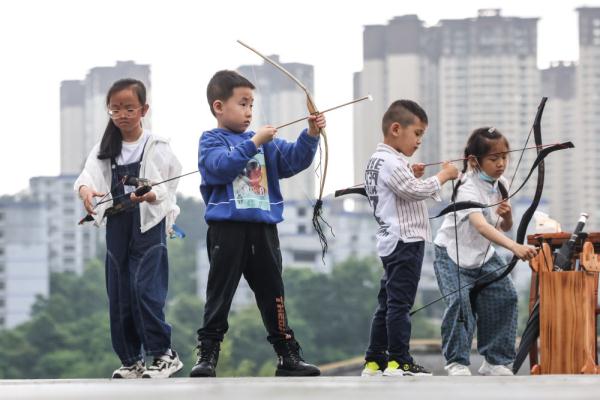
top-left (526, 233), bottom-right (600, 374)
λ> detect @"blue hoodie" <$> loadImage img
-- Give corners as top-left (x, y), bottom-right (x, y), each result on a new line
top-left (199, 128), bottom-right (319, 224)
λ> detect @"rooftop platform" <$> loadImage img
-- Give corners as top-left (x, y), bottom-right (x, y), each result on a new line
top-left (3, 376), bottom-right (600, 400)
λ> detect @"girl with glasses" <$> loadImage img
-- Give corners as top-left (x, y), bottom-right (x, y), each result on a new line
top-left (74, 78), bottom-right (183, 379)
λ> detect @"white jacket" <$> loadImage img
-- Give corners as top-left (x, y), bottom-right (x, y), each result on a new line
top-left (74, 131), bottom-right (182, 234)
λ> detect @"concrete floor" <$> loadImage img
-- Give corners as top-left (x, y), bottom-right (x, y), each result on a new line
top-left (2, 376), bottom-right (600, 400)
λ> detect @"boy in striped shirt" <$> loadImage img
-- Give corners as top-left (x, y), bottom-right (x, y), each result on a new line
top-left (361, 100), bottom-right (458, 377)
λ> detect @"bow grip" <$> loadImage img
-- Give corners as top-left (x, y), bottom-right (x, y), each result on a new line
top-left (134, 185), bottom-right (152, 197)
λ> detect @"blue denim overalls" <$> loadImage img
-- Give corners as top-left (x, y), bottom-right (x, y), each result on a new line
top-left (105, 140), bottom-right (171, 365)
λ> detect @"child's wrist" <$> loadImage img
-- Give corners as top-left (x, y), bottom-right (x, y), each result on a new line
top-left (437, 171), bottom-right (448, 183)
top-left (78, 185), bottom-right (89, 199)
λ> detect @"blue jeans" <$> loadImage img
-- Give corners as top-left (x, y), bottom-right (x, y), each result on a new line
top-left (365, 241), bottom-right (424, 365)
top-left (105, 209), bottom-right (171, 365)
top-left (433, 245), bottom-right (517, 366)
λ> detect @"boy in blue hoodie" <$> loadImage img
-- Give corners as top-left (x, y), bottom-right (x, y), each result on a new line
top-left (191, 70), bottom-right (325, 378)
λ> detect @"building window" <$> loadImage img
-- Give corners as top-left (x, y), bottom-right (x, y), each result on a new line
top-left (0, 212), bottom-right (3, 221)
top-left (0, 299), bottom-right (4, 308)
top-left (0, 282), bottom-right (5, 290)
top-left (297, 207), bottom-right (306, 217)
top-left (0, 264), bottom-right (4, 273)
top-left (298, 225), bottom-right (306, 234)
top-left (0, 248), bottom-right (4, 256)
top-left (63, 258), bottom-right (75, 265)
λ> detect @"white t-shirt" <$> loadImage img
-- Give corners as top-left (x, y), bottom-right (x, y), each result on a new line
top-left (117, 130), bottom-right (149, 193)
top-left (434, 171), bottom-right (509, 268)
top-left (365, 143), bottom-right (441, 257)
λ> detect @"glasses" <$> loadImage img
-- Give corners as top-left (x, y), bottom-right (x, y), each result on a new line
top-left (107, 106), bottom-right (144, 119)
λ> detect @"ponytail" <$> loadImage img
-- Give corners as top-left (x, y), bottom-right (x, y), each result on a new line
top-left (450, 153), bottom-right (469, 202)
top-left (97, 119), bottom-right (123, 160)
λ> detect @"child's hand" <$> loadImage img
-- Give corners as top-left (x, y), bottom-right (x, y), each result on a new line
top-left (437, 162), bottom-right (459, 183)
top-left (496, 201), bottom-right (512, 219)
top-left (308, 113), bottom-right (326, 136)
top-left (79, 185), bottom-right (105, 214)
top-left (130, 190), bottom-right (157, 204)
top-left (252, 125), bottom-right (277, 147)
top-left (511, 243), bottom-right (538, 261)
top-left (411, 163), bottom-right (425, 178)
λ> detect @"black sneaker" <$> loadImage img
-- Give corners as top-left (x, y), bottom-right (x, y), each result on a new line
top-left (273, 339), bottom-right (320, 377)
top-left (142, 350), bottom-right (183, 378)
top-left (190, 340), bottom-right (220, 377)
top-left (400, 361), bottom-right (432, 376)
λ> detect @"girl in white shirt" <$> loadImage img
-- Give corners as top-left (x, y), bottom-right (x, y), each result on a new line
top-left (433, 127), bottom-right (537, 376)
top-left (75, 79), bottom-right (182, 379)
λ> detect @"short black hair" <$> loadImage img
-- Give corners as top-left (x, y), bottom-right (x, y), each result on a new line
top-left (206, 70), bottom-right (255, 116)
top-left (381, 99), bottom-right (428, 136)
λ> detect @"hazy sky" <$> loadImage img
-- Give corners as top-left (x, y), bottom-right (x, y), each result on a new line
top-left (0, 0), bottom-right (596, 198)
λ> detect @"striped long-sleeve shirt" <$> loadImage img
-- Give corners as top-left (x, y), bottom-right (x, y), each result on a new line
top-left (365, 143), bottom-right (441, 257)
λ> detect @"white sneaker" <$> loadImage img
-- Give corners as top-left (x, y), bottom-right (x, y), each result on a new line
top-left (361, 361), bottom-right (383, 377)
top-left (382, 361), bottom-right (405, 377)
top-left (112, 360), bottom-right (145, 379)
top-left (445, 362), bottom-right (472, 376)
top-left (142, 350), bottom-right (183, 378)
top-left (478, 360), bottom-right (513, 376)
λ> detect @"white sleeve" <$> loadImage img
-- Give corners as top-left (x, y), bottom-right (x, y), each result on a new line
top-left (453, 180), bottom-right (483, 221)
top-left (72, 143), bottom-right (112, 226)
top-left (382, 159), bottom-right (441, 202)
top-left (147, 142), bottom-right (182, 204)
top-left (73, 143), bottom-right (103, 194)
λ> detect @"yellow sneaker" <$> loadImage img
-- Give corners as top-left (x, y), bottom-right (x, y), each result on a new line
top-left (382, 360), bottom-right (404, 377)
top-left (361, 361), bottom-right (384, 377)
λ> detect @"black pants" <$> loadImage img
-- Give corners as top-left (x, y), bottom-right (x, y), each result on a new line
top-left (198, 221), bottom-right (294, 344)
top-left (365, 240), bottom-right (424, 364)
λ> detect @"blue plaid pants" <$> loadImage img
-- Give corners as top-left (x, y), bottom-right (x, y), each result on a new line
top-left (433, 245), bottom-right (517, 366)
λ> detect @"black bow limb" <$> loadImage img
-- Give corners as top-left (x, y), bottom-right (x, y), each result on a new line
top-left (334, 185), bottom-right (367, 198)
top-left (430, 141), bottom-right (574, 220)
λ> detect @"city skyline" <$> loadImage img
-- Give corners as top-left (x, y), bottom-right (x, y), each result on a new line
top-left (0, 1), bottom-right (595, 199)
